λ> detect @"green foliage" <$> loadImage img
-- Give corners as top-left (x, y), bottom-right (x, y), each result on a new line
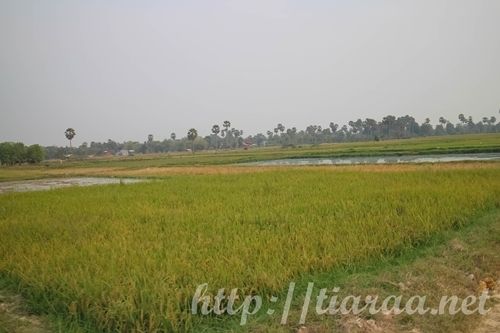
top-left (0, 142), bottom-right (44, 165)
top-left (25, 144), bottom-right (44, 164)
top-left (0, 167), bottom-right (498, 331)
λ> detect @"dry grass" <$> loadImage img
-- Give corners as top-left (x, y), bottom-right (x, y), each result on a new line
top-left (1, 162), bottom-right (497, 182)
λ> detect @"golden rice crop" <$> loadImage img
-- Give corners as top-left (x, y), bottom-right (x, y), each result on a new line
top-left (0, 167), bottom-right (499, 331)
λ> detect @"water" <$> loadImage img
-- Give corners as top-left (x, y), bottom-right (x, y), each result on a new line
top-left (0, 177), bottom-right (144, 194)
top-left (248, 153), bottom-right (500, 166)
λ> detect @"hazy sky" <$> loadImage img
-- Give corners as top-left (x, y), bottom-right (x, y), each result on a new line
top-left (1, 1), bottom-right (499, 146)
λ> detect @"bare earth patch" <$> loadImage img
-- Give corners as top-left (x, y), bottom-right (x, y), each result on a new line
top-left (0, 291), bottom-right (50, 333)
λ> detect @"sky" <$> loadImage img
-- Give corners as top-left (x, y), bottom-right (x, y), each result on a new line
top-left (1, 0), bottom-right (499, 146)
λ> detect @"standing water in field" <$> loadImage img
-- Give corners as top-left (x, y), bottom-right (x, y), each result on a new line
top-left (0, 177), bottom-right (144, 194)
top-left (247, 153), bottom-right (500, 166)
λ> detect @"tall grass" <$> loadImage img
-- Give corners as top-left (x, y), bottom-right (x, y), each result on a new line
top-left (0, 167), bottom-right (499, 331)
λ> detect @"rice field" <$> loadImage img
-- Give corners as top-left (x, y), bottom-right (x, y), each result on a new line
top-left (0, 165), bottom-right (499, 332)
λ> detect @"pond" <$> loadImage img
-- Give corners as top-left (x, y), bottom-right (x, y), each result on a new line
top-left (0, 177), bottom-right (144, 194)
top-left (247, 153), bottom-right (500, 166)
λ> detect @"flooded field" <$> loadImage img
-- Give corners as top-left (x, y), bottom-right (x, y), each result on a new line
top-left (248, 153), bottom-right (500, 166)
top-left (0, 177), bottom-right (143, 194)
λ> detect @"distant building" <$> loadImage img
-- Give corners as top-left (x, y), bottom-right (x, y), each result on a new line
top-left (116, 149), bottom-right (134, 156)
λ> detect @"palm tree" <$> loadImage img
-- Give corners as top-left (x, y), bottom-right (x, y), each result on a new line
top-left (187, 128), bottom-right (198, 153)
top-left (211, 125), bottom-right (220, 149)
top-left (458, 114), bottom-right (467, 124)
top-left (65, 128), bottom-right (76, 148)
top-left (277, 123), bottom-right (285, 133)
top-left (212, 124), bottom-right (220, 135)
top-left (222, 121), bottom-right (231, 147)
top-left (329, 122), bottom-right (338, 133)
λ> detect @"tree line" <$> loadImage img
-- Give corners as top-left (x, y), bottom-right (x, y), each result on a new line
top-left (2, 112), bottom-right (498, 162)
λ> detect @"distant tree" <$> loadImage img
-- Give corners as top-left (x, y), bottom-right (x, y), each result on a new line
top-left (211, 124), bottom-right (220, 136)
top-left (277, 123), bottom-right (285, 134)
top-left (420, 118), bottom-right (434, 136)
top-left (223, 121), bottom-right (231, 133)
top-left (0, 142), bottom-right (27, 165)
top-left (329, 122), bottom-right (338, 134)
top-left (0, 142), bottom-right (14, 165)
top-left (193, 137), bottom-right (208, 151)
top-left (147, 134), bottom-right (154, 143)
top-left (187, 128), bottom-right (198, 153)
top-left (170, 133), bottom-right (176, 140)
top-left (65, 128), bottom-right (76, 148)
top-left (26, 144), bottom-right (44, 163)
top-left (446, 122), bottom-right (455, 134)
top-left (458, 114), bottom-right (467, 125)
top-left (211, 124), bottom-right (220, 149)
top-left (381, 115), bottom-right (396, 137)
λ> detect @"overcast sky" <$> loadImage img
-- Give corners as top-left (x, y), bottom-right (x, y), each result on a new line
top-left (1, 1), bottom-right (499, 146)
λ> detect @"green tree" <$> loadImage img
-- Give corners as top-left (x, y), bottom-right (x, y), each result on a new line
top-left (0, 142), bottom-right (14, 165)
top-left (211, 124), bottom-right (220, 149)
top-left (187, 128), bottom-right (198, 153)
top-left (26, 144), bottom-right (44, 163)
top-left (65, 128), bottom-right (76, 147)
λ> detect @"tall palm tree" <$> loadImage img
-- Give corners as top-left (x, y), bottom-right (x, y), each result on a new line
top-left (222, 121), bottom-right (231, 148)
top-left (187, 128), bottom-right (198, 153)
top-left (65, 128), bottom-right (76, 148)
top-left (211, 125), bottom-right (220, 149)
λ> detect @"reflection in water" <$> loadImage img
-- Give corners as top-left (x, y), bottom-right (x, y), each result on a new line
top-left (0, 177), bottom-right (144, 194)
top-left (249, 153), bottom-right (500, 166)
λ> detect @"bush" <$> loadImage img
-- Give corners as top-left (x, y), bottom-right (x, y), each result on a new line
top-left (0, 142), bottom-right (45, 165)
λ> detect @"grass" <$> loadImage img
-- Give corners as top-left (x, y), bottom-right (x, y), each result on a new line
top-left (0, 133), bottom-right (499, 183)
top-left (243, 208), bottom-right (500, 333)
top-left (0, 165), bottom-right (499, 332)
